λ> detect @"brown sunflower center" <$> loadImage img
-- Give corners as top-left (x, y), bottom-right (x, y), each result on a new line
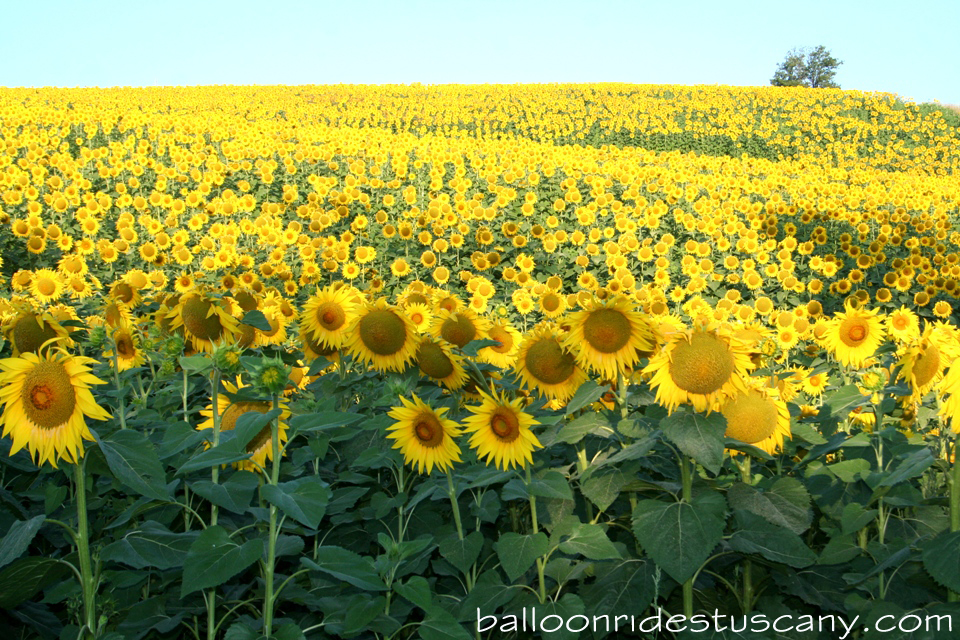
top-left (413, 414), bottom-right (444, 448)
top-left (487, 326), bottom-right (514, 353)
top-left (722, 390), bottom-right (778, 444)
top-left (234, 291), bottom-right (259, 312)
top-left (37, 278), bottom-right (57, 297)
top-left (440, 314), bottom-right (477, 348)
top-left (116, 334), bottom-right (135, 358)
top-left (524, 338), bottom-right (576, 385)
top-left (182, 297), bottom-right (225, 341)
top-left (358, 309), bottom-right (408, 355)
top-left (839, 317), bottom-right (869, 347)
top-left (490, 410), bottom-right (520, 443)
top-left (417, 342), bottom-right (454, 379)
top-left (317, 302), bottom-right (346, 331)
top-left (913, 344), bottom-right (941, 388)
top-left (114, 282), bottom-right (135, 304)
top-left (12, 315), bottom-right (58, 354)
top-left (669, 331), bottom-right (735, 395)
top-left (237, 323), bottom-right (257, 348)
top-left (541, 294), bottom-right (561, 313)
top-left (582, 309), bottom-right (632, 354)
top-left (21, 361), bottom-right (76, 430)
top-left (406, 293), bottom-right (429, 306)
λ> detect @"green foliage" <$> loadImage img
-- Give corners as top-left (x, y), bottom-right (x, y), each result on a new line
top-left (771, 45), bottom-right (843, 88)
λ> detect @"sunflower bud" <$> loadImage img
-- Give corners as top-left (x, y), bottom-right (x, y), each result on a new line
top-left (252, 356), bottom-right (290, 397)
top-left (211, 341), bottom-right (243, 375)
top-left (87, 325), bottom-right (106, 349)
top-left (164, 333), bottom-right (185, 358)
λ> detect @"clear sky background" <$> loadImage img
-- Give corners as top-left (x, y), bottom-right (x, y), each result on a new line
top-left (2, 0), bottom-right (957, 105)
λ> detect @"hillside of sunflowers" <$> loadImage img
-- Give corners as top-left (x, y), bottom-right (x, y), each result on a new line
top-left (1, 83), bottom-right (960, 639)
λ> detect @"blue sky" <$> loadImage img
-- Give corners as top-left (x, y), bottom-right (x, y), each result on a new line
top-left (2, 0), bottom-right (957, 105)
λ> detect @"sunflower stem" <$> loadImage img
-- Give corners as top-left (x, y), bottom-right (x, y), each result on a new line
top-left (950, 435), bottom-right (960, 602)
top-left (74, 460), bottom-right (98, 639)
top-left (209, 369), bottom-right (221, 527)
top-left (446, 468), bottom-right (464, 540)
top-left (524, 466), bottom-right (547, 604)
top-left (680, 456), bottom-right (694, 619)
top-left (263, 394), bottom-right (281, 638)
top-left (110, 335), bottom-right (127, 430)
top-left (739, 457), bottom-right (753, 613)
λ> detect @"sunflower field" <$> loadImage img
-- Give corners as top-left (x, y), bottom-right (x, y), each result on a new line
top-left (1, 84), bottom-right (960, 640)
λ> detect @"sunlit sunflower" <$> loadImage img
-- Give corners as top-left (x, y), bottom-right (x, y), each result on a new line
top-left (29, 269), bottom-right (64, 304)
top-left (103, 325), bottom-right (145, 371)
top-left (514, 324), bottom-right (588, 404)
top-left (403, 302), bottom-right (433, 333)
top-left (822, 304), bottom-right (885, 369)
top-left (299, 323), bottom-right (341, 364)
top-left (563, 296), bottom-right (654, 380)
top-left (463, 389), bottom-right (541, 470)
top-left (301, 284), bottom-right (357, 350)
top-left (478, 320), bottom-right (522, 368)
top-left (386, 394), bottom-right (462, 474)
top-left (414, 336), bottom-right (468, 390)
top-left (0, 348), bottom-right (111, 467)
top-left (430, 309), bottom-right (490, 349)
top-left (721, 383), bottom-right (791, 455)
top-left (168, 288), bottom-right (240, 353)
top-left (643, 322), bottom-right (753, 413)
top-left (346, 299), bottom-right (420, 372)
top-left (886, 307), bottom-right (920, 343)
top-left (898, 324), bottom-right (955, 401)
top-left (197, 378), bottom-right (290, 473)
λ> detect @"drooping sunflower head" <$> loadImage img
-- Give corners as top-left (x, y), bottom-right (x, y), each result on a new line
top-left (431, 309), bottom-right (490, 349)
top-left (415, 336), bottom-right (468, 390)
top-left (643, 322), bottom-right (753, 414)
top-left (478, 320), bottom-right (522, 369)
top-left (721, 383), bottom-right (791, 456)
top-left (103, 325), bottom-right (145, 372)
top-left (169, 288), bottom-right (240, 353)
top-left (0, 349), bottom-right (111, 467)
top-left (823, 304), bottom-right (885, 369)
top-left (346, 298), bottom-right (420, 373)
top-left (898, 324), bottom-right (956, 401)
top-left (514, 324), bottom-right (588, 404)
top-left (386, 394), bottom-right (462, 475)
top-left (563, 296), bottom-right (655, 380)
top-left (463, 389), bottom-right (541, 471)
top-left (301, 284), bottom-right (357, 350)
top-left (3, 307), bottom-right (73, 356)
top-left (299, 323), bottom-right (341, 364)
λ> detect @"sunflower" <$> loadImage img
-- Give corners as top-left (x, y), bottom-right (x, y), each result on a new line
top-left (3, 307), bottom-right (73, 356)
top-left (514, 324), bottom-right (588, 404)
top-left (563, 296), bottom-right (654, 380)
top-left (414, 336), bottom-right (468, 390)
top-left (386, 394), bottom-right (462, 474)
top-left (404, 302), bottom-right (433, 333)
top-left (897, 324), bottom-right (955, 401)
top-left (478, 320), bottom-right (522, 369)
top-left (103, 325), bottom-right (145, 372)
top-left (463, 389), bottom-right (541, 470)
top-left (643, 322), bottom-right (753, 414)
top-left (538, 291), bottom-right (567, 319)
top-left (430, 309), bottom-right (490, 349)
top-left (886, 307), bottom-right (920, 343)
top-left (29, 269), bottom-right (64, 304)
top-left (299, 323), bottom-right (340, 363)
top-left (721, 384), bottom-right (791, 455)
top-left (822, 304), bottom-right (885, 369)
top-left (168, 289), bottom-right (240, 353)
top-left (197, 378), bottom-right (290, 473)
top-left (301, 284), bottom-right (357, 350)
top-left (0, 348), bottom-right (111, 467)
top-left (346, 298), bottom-right (420, 373)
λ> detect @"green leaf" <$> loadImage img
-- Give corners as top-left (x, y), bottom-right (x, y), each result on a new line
top-left (261, 477), bottom-right (331, 529)
top-left (729, 510), bottom-right (817, 568)
top-left (180, 526), bottom-right (263, 597)
top-left (559, 523), bottom-right (621, 560)
top-left (438, 531), bottom-right (483, 573)
top-left (826, 459), bottom-right (870, 482)
top-left (557, 412), bottom-right (613, 444)
top-left (880, 447), bottom-right (934, 487)
top-left (394, 575), bottom-right (433, 611)
top-left (494, 532), bottom-right (549, 582)
top-left (0, 515), bottom-right (44, 570)
top-left (96, 430), bottom-right (171, 501)
top-left (660, 407), bottom-right (727, 475)
top-left (726, 477), bottom-right (812, 534)
top-left (824, 384), bottom-right (870, 418)
top-left (190, 471), bottom-right (259, 515)
top-left (419, 607), bottom-right (472, 640)
top-left (528, 470), bottom-right (574, 501)
top-left (0, 557), bottom-right (69, 609)
top-left (240, 309), bottom-right (271, 331)
top-left (101, 520), bottom-right (198, 569)
top-left (537, 593), bottom-right (585, 640)
top-left (581, 468), bottom-right (629, 512)
top-left (922, 530), bottom-right (960, 592)
top-left (840, 503), bottom-right (878, 535)
top-left (302, 546), bottom-right (387, 590)
top-left (288, 411), bottom-right (365, 434)
top-left (582, 561), bottom-right (656, 637)
top-left (179, 354), bottom-right (212, 373)
top-left (565, 380), bottom-right (607, 415)
top-left (631, 491), bottom-right (726, 584)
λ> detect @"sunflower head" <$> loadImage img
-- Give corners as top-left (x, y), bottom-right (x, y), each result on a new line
top-left (415, 337), bottom-right (468, 390)
top-left (721, 383), bottom-right (791, 455)
top-left (346, 299), bottom-right (420, 373)
top-left (823, 304), bottom-right (885, 369)
top-left (463, 389), bottom-right (541, 470)
top-left (432, 309), bottom-right (489, 349)
top-left (0, 349), bottom-right (111, 467)
top-left (301, 284), bottom-right (356, 350)
top-left (386, 394), bottom-right (462, 474)
top-left (563, 296), bottom-right (654, 380)
top-left (514, 324), bottom-right (587, 404)
top-left (4, 309), bottom-right (72, 356)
